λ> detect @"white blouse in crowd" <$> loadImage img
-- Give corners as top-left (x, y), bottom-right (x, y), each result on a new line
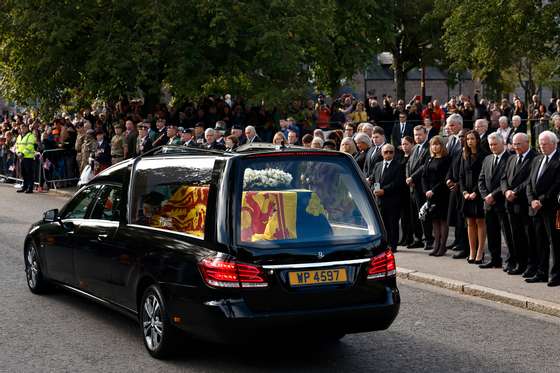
top-left (496, 127), bottom-right (511, 143)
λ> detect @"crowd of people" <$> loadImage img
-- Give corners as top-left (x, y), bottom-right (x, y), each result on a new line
top-left (1, 92), bottom-right (560, 288)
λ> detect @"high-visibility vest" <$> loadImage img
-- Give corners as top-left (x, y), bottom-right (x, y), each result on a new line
top-left (16, 132), bottom-right (36, 158)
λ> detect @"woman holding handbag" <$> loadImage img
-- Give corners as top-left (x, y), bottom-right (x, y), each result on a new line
top-left (421, 136), bottom-right (451, 256)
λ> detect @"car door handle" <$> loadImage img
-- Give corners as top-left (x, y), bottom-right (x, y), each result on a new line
top-left (97, 233), bottom-right (109, 241)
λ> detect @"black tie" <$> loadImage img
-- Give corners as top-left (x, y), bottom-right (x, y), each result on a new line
top-left (492, 155), bottom-right (499, 172)
top-left (382, 161), bottom-right (389, 176)
top-left (401, 124), bottom-right (405, 136)
top-left (514, 155), bottom-right (523, 174)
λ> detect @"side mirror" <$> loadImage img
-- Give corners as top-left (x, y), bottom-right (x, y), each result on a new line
top-left (43, 209), bottom-right (59, 223)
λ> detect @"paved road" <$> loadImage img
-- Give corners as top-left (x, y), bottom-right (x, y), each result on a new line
top-left (1, 184), bottom-right (560, 372)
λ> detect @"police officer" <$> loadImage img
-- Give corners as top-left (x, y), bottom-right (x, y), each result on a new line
top-left (110, 123), bottom-right (127, 164)
top-left (15, 123), bottom-right (37, 193)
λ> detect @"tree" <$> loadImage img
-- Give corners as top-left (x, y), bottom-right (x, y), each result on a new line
top-left (303, 0), bottom-right (392, 96)
top-left (381, 0), bottom-right (447, 100)
top-left (0, 0), bottom-right (397, 115)
top-left (440, 0), bottom-right (559, 101)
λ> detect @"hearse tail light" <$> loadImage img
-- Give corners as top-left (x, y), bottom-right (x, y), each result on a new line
top-left (367, 250), bottom-right (397, 280)
top-left (199, 257), bottom-right (268, 288)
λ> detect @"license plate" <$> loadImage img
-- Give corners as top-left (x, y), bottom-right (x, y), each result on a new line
top-left (288, 268), bottom-right (348, 286)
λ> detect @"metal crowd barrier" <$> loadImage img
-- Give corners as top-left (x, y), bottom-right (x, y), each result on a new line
top-left (0, 148), bottom-right (79, 191)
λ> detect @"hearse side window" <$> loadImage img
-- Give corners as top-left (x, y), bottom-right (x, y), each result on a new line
top-left (90, 185), bottom-right (122, 222)
top-left (130, 157), bottom-right (215, 238)
top-left (61, 185), bottom-right (102, 220)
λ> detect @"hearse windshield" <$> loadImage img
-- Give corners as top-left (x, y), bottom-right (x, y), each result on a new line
top-left (235, 153), bottom-right (380, 247)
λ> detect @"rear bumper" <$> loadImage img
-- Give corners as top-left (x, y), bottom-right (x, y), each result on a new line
top-left (162, 283), bottom-right (400, 343)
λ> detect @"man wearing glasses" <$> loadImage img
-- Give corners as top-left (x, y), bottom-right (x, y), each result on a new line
top-left (372, 144), bottom-right (405, 252)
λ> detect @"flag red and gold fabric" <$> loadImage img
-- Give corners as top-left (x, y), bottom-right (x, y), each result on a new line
top-left (152, 186), bottom-right (209, 237)
top-left (241, 191), bottom-right (298, 241)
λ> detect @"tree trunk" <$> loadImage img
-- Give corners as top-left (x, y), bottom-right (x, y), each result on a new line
top-left (394, 55), bottom-right (406, 100)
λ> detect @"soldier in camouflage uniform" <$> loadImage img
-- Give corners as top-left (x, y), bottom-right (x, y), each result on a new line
top-left (80, 129), bottom-right (97, 173)
top-left (110, 123), bottom-right (127, 164)
top-left (74, 122), bottom-right (85, 168)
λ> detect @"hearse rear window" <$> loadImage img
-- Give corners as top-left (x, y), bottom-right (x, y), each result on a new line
top-left (130, 157), bottom-right (215, 238)
top-left (237, 154), bottom-right (379, 246)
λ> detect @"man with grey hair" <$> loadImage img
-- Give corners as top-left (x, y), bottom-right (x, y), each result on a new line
top-left (244, 125), bottom-right (262, 143)
top-left (204, 128), bottom-right (225, 150)
top-left (526, 130), bottom-right (560, 286)
top-left (478, 132), bottom-right (513, 269)
top-left (445, 114), bottom-right (469, 258)
top-left (371, 143), bottom-right (404, 251)
top-left (474, 118), bottom-right (490, 153)
top-left (354, 132), bottom-right (372, 170)
top-left (501, 132), bottom-right (538, 276)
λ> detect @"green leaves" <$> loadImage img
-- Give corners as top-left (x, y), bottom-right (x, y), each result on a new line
top-left (440, 0), bottom-right (559, 97)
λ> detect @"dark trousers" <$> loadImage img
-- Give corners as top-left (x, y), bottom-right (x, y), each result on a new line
top-left (532, 210), bottom-right (560, 281)
top-left (412, 188), bottom-right (433, 245)
top-left (21, 158), bottom-right (34, 191)
top-left (401, 190), bottom-right (422, 243)
top-left (381, 205), bottom-right (400, 251)
top-left (485, 209), bottom-right (514, 264)
top-left (508, 211), bottom-right (537, 271)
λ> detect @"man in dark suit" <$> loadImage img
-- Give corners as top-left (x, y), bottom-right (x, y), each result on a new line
top-left (363, 126), bottom-right (386, 184)
top-left (474, 118), bottom-right (491, 154)
top-left (444, 114), bottom-right (469, 258)
top-left (501, 133), bottom-right (537, 276)
top-left (136, 123), bottom-right (153, 155)
top-left (405, 125), bottom-right (432, 249)
top-left (244, 125), bottom-right (262, 143)
top-left (152, 117), bottom-right (169, 147)
top-left (181, 128), bottom-right (198, 147)
top-left (372, 144), bottom-right (405, 252)
top-left (525, 131), bottom-right (560, 286)
top-left (478, 132), bottom-right (513, 269)
top-left (354, 133), bottom-right (372, 171)
top-left (391, 112), bottom-right (414, 148)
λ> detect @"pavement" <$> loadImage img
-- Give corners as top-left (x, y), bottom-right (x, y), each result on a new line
top-left (395, 245), bottom-right (560, 318)
top-left (7, 182), bottom-right (560, 319)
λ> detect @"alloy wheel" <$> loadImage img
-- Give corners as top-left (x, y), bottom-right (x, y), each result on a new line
top-left (142, 294), bottom-right (164, 351)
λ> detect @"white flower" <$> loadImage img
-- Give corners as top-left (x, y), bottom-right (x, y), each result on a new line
top-left (243, 168), bottom-right (293, 189)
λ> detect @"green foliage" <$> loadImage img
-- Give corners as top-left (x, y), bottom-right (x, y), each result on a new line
top-left (381, 0), bottom-right (448, 99)
top-left (440, 0), bottom-right (559, 98)
top-left (0, 0), bottom-right (392, 114)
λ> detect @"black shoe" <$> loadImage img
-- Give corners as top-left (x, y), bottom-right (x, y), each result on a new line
top-left (451, 246), bottom-right (462, 251)
top-left (525, 275), bottom-right (548, 283)
top-left (474, 259), bottom-right (484, 265)
top-left (452, 251), bottom-right (468, 259)
top-left (508, 265), bottom-right (526, 275)
top-left (479, 261), bottom-right (502, 269)
top-left (503, 264), bottom-right (515, 273)
top-left (16, 189), bottom-right (25, 193)
top-left (423, 244), bottom-right (433, 251)
top-left (407, 241), bottom-right (424, 249)
top-left (522, 268), bottom-right (537, 278)
top-left (547, 279), bottom-right (560, 287)
top-left (25, 190), bottom-right (33, 194)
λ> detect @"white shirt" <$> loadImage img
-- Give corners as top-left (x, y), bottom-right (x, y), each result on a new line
top-left (537, 149), bottom-right (556, 180)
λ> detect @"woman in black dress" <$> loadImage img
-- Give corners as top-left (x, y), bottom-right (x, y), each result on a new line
top-left (421, 136), bottom-right (451, 256)
top-left (459, 130), bottom-right (488, 264)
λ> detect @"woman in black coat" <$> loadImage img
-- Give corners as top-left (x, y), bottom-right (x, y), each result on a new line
top-left (459, 130), bottom-right (488, 264)
top-left (421, 136), bottom-right (451, 257)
